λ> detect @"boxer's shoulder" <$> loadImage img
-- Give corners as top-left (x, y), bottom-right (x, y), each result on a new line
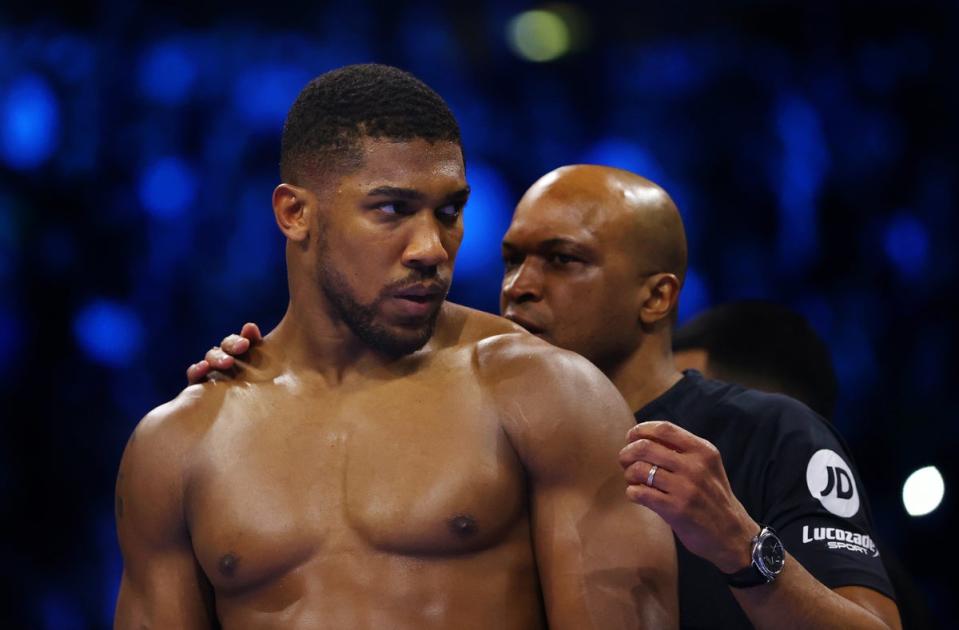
top-left (127, 378), bottom-right (253, 467)
top-left (435, 301), bottom-right (523, 345)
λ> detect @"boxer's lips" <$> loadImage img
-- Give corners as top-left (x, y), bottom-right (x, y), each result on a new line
top-left (504, 313), bottom-right (546, 335)
top-left (390, 284), bottom-right (446, 317)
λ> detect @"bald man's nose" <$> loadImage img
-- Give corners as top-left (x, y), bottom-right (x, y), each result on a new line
top-left (502, 259), bottom-right (544, 304)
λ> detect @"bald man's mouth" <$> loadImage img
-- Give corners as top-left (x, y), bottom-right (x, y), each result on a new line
top-left (504, 312), bottom-right (546, 336)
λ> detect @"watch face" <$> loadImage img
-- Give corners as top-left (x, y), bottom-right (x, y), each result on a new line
top-left (759, 535), bottom-right (785, 574)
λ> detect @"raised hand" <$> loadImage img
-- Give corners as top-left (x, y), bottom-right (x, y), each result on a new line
top-left (619, 420), bottom-right (759, 574)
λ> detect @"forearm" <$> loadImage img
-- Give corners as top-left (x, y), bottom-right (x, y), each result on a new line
top-left (730, 552), bottom-right (896, 630)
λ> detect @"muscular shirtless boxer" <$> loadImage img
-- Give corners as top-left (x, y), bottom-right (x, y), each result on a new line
top-left (114, 64), bottom-right (677, 629)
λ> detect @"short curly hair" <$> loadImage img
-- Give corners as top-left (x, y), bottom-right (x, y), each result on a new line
top-left (280, 64), bottom-right (462, 185)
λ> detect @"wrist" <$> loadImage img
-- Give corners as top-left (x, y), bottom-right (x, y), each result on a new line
top-left (713, 518), bottom-right (761, 574)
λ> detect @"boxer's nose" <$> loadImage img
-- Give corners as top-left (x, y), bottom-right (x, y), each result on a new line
top-left (402, 213), bottom-right (450, 270)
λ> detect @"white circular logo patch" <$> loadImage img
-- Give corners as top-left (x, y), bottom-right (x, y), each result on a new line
top-left (805, 449), bottom-right (860, 517)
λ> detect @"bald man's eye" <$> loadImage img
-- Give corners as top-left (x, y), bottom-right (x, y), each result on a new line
top-left (503, 252), bottom-right (524, 269)
top-left (547, 253), bottom-right (582, 267)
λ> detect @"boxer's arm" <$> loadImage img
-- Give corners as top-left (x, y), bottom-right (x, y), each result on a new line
top-left (484, 337), bottom-right (678, 629)
top-left (114, 401), bottom-right (217, 629)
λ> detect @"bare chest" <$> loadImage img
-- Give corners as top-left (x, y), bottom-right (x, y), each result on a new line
top-left (187, 369), bottom-right (526, 592)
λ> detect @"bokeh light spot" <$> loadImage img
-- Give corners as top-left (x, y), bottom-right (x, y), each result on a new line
top-left (139, 40), bottom-right (198, 105)
top-left (902, 466), bottom-right (945, 517)
top-left (138, 157), bottom-right (197, 219)
top-left (234, 65), bottom-right (310, 128)
top-left (0, 73), bottom-right (60, 170)
top-left (883, 213), bottom-right (929, 278)
top-left (73, 300), bottom-right (145, 367)
top-left (507, 10), bottom-right (570, 62)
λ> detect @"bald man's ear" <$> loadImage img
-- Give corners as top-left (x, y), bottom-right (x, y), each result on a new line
top-left (273, 183), bottom-right (312, 242)
top-left (639, 273), bottom-right (681, 326)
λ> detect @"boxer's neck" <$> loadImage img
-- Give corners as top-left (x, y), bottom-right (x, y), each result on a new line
top-left (270, 297), bottom-right (422, 384)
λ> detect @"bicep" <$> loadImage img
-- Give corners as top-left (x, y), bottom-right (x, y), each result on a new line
top-left (487, 342), bottom-right (678, 627)
top-left (522, 369), bottom-right (677, 627)
top-left (114, 409), bottom-right (216, 629)
top-left (531, 476), bottom-right (677, 630)
top-left (115, 547), bottom-right (217, 630)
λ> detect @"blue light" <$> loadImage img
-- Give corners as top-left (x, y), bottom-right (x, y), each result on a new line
top-left (233, 65), bottom-right (310, 128)
top-left (0, 73), bottom-right (59, 170)
top-left (456, 161), bottom-right (514, 279)
top-left (73, 300), bottom-right (144, 367)
top-left (138, 157), bottom-right (197, 219)
top-left (139, 40), bottom-right (198, 105)
top-left (678, 267), bottom-right (709, 323)
top-left (883, 213), bottom-right (929, 277)
top-left (774, 96), bottom-right (829, 271)
top-left (580, 138), bottom-right (666, 183)
top-left (40, 591), bottom-right (84, 630)
top-left (626, 40), bottom-right (708, 97)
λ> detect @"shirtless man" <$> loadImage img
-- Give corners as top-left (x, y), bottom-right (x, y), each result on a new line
top-left (114, 65), bottom-right (677, 629)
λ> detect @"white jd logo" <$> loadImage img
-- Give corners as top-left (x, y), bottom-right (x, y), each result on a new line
top-left (819, 465), bottom-right (855, 500)
top-left (806, 449), bottom-right (860, 517)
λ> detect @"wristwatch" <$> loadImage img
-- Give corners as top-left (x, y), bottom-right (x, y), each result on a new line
top-left (724, 525), bottom-right (786, 588)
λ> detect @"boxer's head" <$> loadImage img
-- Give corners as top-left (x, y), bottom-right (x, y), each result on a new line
top-left (501, 165), bottom-right (686, 372)
top-left (273, 64), bottom-right (468, 357)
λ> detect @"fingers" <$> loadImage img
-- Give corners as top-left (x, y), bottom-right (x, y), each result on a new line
top-left (627, 419), bottom-right (708, 453)
top-left (204, 346), bottom-right (236, 371)
top-left (220, 334), bottom-right (251, 357)
top-left (619, 437), bottom-right (684, 472)
top-left (623, 461), bottom-right (676, 493)
top-left (625, 483), bottom-right (678, 517)
top-left (186, 360), bottom-right (211, 385)
top-left (240, 322), bottom-right (263, 343)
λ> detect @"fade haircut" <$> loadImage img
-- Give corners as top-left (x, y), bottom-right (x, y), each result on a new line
top-left (673, 301), bottom-right (839, 419)
top-left (280, 64), bottom-right (462, 185)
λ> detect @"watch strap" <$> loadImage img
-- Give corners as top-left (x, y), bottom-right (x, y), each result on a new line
top-left (724, 525), bottom-right (780, 588)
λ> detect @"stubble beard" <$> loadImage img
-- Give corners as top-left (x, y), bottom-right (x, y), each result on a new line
top-left (320, 263), bottom-right (442, 358)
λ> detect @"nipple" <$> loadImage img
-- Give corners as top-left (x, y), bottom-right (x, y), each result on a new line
top-left (448, 514), bottom-right (478, 538)
top-left (218, 553), bottom-right (240, 577)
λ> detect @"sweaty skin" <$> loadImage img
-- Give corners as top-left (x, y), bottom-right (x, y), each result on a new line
top-left (117, 143), bottom-right (677, 629)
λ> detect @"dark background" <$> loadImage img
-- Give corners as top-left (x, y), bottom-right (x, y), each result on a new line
top-left (1, 1), bottom-right (955, 627)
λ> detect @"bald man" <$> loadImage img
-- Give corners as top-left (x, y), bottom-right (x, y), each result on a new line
top-left (194, 165), bottom-right (900, 629)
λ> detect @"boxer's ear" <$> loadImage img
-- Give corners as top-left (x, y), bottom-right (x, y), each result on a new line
top-left (273, 183), bottom-right (312, 242)
top-left (638, 273), bottom-right (680, 326)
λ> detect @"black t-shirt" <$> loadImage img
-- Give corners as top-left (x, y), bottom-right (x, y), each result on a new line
top-left (635, 370), bottom-right (894, 629)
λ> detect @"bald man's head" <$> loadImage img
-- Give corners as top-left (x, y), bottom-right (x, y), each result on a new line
top-left (523, 165), bottom-right (687, 284)
top-left (500, 164), bottom-right (688, 369)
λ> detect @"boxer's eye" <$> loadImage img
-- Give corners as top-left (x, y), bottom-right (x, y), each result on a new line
top-left (378, 202), bottom-right (413, 216)
top-left (436, 203), bottom-right (462, 223)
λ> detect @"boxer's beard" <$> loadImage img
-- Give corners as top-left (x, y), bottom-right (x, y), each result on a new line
top-left (320, 263), bottom-right (443, 358)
